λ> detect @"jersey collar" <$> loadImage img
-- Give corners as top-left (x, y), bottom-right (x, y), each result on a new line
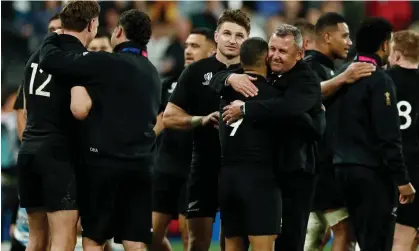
top-left (305, 50), bottom-right (335, 70)
top-left (355, 53), bottom-right (383, 67)
top-left (113, 41), bottom-right (148, 57)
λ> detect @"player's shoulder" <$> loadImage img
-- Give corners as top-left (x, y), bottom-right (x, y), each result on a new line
top-left (367, 67), bottom-right (394, 88)
top-left (186, 56), bottom-right (218, 71)
top-left (25, 47), bottom-right (41, 67)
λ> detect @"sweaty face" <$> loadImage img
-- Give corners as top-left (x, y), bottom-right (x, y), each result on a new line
top-left (88, 37), bottom-right (112, 52)
top-left (328, 23), bottom-right (352, 60)
top-left (184, 34), bottom-right (215, 66)
top-left (215, 22), bottom-right (248, 59)
top-left (48, 19), bottom-right (62, 32)
top-left (268, 34), bottom-right (303, 74)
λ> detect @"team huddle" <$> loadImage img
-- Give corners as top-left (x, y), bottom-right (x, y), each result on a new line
top-left (14, 1), bottom-right (419, 251)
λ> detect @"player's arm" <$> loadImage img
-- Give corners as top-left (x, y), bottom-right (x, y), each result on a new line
top-left (210, 67), bottom-right (245, 95)
top-left (163, 67), bottom-right (218, 130)
top-left (244, 74), bottom-right (320, 121)
top-left (13, 84), bottom-right (26, 141)
top-left (39, 32), bottom-right (108, 78)
top-left (294, 108), bottom-right (326, 141)
top-left (370, 76), bottom-right (409, 185)
top-left (153, 81), bottom-right (170, 136)
top-left (322, 62), bottom-right (376, 98)
top-left (70, 86), bottom-right (92, 120)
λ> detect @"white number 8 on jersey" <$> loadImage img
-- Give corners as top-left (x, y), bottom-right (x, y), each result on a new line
top-left (397, 101), bottom-right (412, 130)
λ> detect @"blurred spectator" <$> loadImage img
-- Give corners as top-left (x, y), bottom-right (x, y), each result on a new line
top-left (160, 17), bottom-right (191, 77)
top-left (366, 1), bottom-right (413, 31)
top-left (1, 86), bottom-right (20, 242)
top-left (87, 29), bottom-right (113, 52)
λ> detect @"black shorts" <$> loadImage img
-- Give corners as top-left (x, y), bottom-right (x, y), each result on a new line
top-left (78, 157), bottom-right (152, 245)
top-left (396, 167), bottom-right (419, 229)
top-left (312, 164), bottom-right (345, 211)
top-left (185, 165), bottom-right (219, 219)
top-left (219, 166), bottom-right (282, 237)
top-left (17, 146), bottom-right (77, 211)
top-left (152, 171), bottom-right (188, 218)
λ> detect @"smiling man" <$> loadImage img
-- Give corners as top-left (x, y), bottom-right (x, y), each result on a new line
top-left (210, 24), bottom-right (325, 251)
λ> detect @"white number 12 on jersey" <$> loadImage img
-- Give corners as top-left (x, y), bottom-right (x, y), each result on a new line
top-left (29, 63), bottom-right (51, 97)
top-left (229, 118), bottom-right (243, 136)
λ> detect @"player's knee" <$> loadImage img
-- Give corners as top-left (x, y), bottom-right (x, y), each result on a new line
top-left (122, 241), bottom-right (147, 251)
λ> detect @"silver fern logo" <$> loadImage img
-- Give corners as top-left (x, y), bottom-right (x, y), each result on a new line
top-left (202, 72), bottom-right (213, 85)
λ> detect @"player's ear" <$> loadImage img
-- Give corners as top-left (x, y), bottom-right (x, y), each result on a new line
top-left (87, 19), bottom-right (94, 32)
top-left (324, 32), bottom-right (331, 44)
top-left (116, 27), bottom-right (123, 39)
top-left (214, 30), bottom-right (219, 44)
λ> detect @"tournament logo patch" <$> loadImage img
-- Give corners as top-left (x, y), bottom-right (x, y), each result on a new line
top-left (202, 72), bottom-right (213, 86)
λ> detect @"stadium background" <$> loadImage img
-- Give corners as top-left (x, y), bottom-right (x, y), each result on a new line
top-left (2, 1), bottom-right (419, 250)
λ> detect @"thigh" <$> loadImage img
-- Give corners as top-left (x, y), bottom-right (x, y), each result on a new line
top-left (17, 154), bottom-right (44, 209)
top-left (186, 167), bottom-right (219, 219)
top-left (396, 168), bottom-right (419, 230)
top-left (78, 163), bottom-right (119, 245)
top-left (240, 168), bottom-right (281, 236)
top-left (219, 167), bottom-right (244, 238)
top-left (177, 178), bottom-right (188, 216)
top-left (337, 166), bottom-right (397, 250)
top-left (115, 166), bottom-right (153, 245)
top-left (35, 151), bottom-right (78, 212)
top-left (276, 171), bottom-right (315, 251)
top-left (312, 165), bottom-right (345, 212)
top-left (152, 171), bottom-right (185, 217)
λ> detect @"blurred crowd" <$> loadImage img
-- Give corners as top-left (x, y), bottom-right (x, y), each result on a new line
top-left (2, 1), bottom-right (419, 90)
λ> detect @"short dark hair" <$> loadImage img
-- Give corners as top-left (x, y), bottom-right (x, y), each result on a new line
top-left (190, 28), bottom-right (215, 44)
top-left (294, 19), bottom-right (315, 38)
top-left (355, 17), bottom-right (393, 54)
top-left (60, 1), bottom-right (100, 32)
top-left (216, 9), bottom-right (251, 35)
top-left (315, 12), bottom-right (346, 35)
top-left (119, 9), bottom-right (152, 48)
top-left (95, 28), bottom-right (111, 40)
top-left (240, 37), bottom-right (268, 67)
top-left (48, 13), bottom-right (60, 23)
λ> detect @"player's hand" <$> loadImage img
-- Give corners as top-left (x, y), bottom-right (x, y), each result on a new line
top-left (321, 104), bottom-right (326, 111)
top-left (202, 111), bottom-right (220, 129)
top-left (228, 74), bottom-right (258, 97)
top-left (54, 29), bottom-right (64, 35)
top-left (398, 183), bottom-right (416, 204)
top-left (223, 100), bottom-right (245, 125)
top-left (343, 62), bottom-right (376, 84)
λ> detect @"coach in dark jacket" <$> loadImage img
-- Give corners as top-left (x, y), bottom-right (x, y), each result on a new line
top-left (211, 24), bottom-right (324, 251)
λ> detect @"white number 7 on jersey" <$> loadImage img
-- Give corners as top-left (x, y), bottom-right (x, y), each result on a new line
top-left (229, 118), bottom-right (243, 136)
